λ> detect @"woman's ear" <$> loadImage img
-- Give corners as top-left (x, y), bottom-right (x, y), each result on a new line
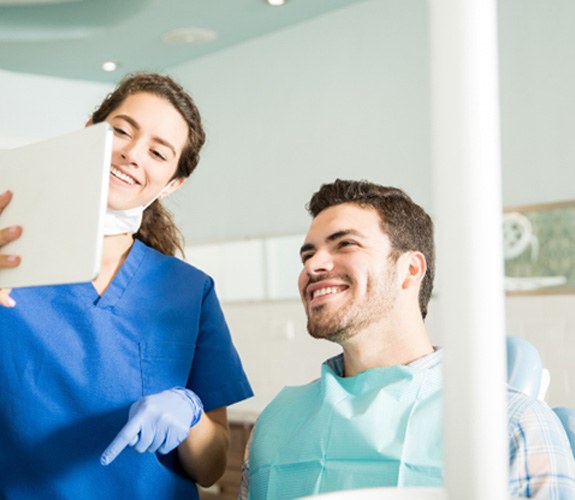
top-left (160, 178), bottom-right (185, 199)
top-left (401, 251), bottom-right (427, 290)
top-left (85, 118), bottom-right (93, 127)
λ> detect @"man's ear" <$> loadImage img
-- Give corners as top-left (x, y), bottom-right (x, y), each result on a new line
top-left (401, 251), bottom-right (427, 290)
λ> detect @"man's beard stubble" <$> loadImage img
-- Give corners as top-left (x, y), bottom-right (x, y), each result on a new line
top-left (305, 268), bottom-right (398, 345)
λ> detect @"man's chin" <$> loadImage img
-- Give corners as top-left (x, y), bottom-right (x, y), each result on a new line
top-left (307, 322), bottom-right (349, 343)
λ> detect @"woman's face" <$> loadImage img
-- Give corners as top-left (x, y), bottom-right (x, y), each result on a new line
top-left (105, 92), bottom-right (188, 211)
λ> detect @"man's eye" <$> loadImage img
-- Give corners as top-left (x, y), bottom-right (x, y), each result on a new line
top-left (301, 253), bottom-right (313, 263)
top-left (338, 240), bottom-right (356, 248)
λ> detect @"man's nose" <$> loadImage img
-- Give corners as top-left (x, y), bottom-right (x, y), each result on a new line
top-left (304, 249), bottom-right (334, 276)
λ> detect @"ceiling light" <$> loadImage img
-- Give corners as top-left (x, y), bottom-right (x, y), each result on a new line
top-left (265, 0), bottom-right (286, 5)
top-left (162, 28), bottom-right (217, 45)
top-left (101, 61), bottom-right (118, 72)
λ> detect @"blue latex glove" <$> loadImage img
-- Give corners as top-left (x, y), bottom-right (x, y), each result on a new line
top-left (100, 387), bottom-right (203, 466)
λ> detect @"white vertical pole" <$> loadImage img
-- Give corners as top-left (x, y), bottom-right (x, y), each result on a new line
top-left (428, 1), bottom-right (509, 499)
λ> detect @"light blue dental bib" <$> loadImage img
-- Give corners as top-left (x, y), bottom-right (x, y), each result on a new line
top-left (249, 361), bottom-right (444, 500)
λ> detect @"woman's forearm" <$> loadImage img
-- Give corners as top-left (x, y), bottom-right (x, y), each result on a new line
top-left (177, 406), bottom-right (230, 487)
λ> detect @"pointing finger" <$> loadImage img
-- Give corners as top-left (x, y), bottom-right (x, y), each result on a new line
top-left (100, 417), bottom-right (143, 466)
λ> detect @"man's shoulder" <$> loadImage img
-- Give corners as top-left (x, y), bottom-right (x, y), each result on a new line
top-left (505, 385), bottom-right (559, 429)
top-left (263, 378), bottom-right (322, 414)
top-left (250, 377), bottom-right (323, 453)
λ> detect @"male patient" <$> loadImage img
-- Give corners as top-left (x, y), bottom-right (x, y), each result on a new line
top-left (241, 179), bottom-right (575, 499)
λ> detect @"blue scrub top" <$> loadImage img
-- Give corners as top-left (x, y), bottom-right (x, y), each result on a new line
top-left (0, 239), bottom-right (253, 499)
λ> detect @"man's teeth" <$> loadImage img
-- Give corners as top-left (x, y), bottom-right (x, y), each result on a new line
top-left (313, 287), bottom-right (340, 299)
top-left (111, 167), bottom-right (136, 185)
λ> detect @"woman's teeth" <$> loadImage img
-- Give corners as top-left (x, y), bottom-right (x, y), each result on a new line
top-left (111, 166), bottom-right (136, 185)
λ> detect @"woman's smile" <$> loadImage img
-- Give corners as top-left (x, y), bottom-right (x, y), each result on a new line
top-left (110, 166), bottom-right (139, 186)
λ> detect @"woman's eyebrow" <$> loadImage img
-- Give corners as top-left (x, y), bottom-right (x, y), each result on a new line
top-left (152, 136), bottom-right (177, 158)
top-left (113, 114), bottom-right (139, 130)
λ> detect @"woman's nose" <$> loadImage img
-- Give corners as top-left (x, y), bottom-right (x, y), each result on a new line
top-left (118, 141), bottom-right (142, 166)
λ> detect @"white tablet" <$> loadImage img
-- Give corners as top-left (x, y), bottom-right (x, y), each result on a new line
top-left (0, 123), bottom-right (112, 288)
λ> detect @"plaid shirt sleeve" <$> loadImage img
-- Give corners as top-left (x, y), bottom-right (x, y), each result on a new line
top-left (508, 389), bottom-right (575, 499)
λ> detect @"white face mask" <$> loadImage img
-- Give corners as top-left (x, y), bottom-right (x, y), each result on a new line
top-left (103, 206), bottom-right (145, 236)
top-left (103, 181), bottom-right (176, 236)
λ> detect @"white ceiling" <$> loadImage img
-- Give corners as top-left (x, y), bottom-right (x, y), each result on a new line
top-left (0, 0), bottom-right (367, 82)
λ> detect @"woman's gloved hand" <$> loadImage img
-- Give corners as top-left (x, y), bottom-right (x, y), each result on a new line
top-left (100, 387), bottom-right (204, 466)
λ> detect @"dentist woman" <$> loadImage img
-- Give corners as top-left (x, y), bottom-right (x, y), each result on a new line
top-left (0, 73), bottom-right (253, 499)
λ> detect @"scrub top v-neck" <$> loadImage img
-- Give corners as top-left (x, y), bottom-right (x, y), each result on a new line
top-left (0, 239), bottom-right (253, 499)
top-left (79, 236), bottom-right (148, 309)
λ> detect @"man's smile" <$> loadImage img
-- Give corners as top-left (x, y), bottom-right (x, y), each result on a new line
top-left (305, 281), bottom-right (349, 304)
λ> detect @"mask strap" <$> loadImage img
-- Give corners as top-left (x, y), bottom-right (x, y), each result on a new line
top-left (142, 179), bottom-right (177, 210)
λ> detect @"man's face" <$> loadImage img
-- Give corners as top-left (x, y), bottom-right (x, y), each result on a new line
top-left (298, 203), bottom-right (400, 343)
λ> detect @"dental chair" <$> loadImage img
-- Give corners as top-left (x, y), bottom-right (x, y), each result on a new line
top-left (506, 336), bottom-right (575, 458)
top-left (506, 336), bottom-right (547, 400)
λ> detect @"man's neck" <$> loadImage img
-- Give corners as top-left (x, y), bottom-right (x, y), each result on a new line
top-left (340, 321), bottom-right (434, 377)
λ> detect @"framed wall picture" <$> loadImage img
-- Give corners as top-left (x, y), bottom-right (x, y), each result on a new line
top-left (503, 200), bottom-right (575, 295)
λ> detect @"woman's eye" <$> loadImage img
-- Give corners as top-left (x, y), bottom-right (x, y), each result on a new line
top-left (113, 127), bottom-right (129, 136)
top-left (151, 150), bottom-right (167, 161)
